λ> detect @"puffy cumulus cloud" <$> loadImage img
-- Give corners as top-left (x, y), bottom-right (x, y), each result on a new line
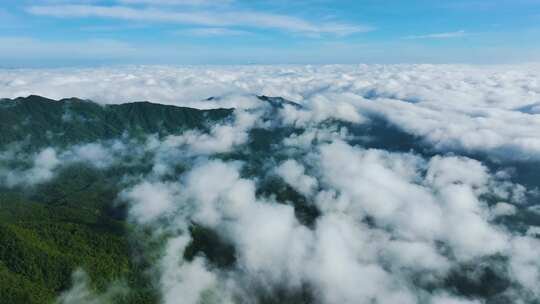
top-left (2, 64), bottom-right (540, 159)
top-left (509, 236), bottom-right (540, 297)
top-left (425, 156), bottom-right (489, 190)
top-left (181, 160), bottom-right (257, 228)
top-left (136, 109), bottom-right (260, 179)
top-left (121, 160), bottom-right (310, 301)
top-left (157, 109), bottom-right (257, 156)
top-left (315, 141), bottom-right (434, 228)
top-left (125, 160), bottom-right (400, 302)
top-left (119, 138), bottom-right (540, 303)
top-left (315, 141), bottom-right (511, 261)
top-left (307, 213), bottom-right (418, 304)
top-left (275, 159), bottom-right (318, 196)
top-left (159, 235), bottom-right (228, 304)
top-left (357, 96), bottom-right (540, 161)
top-left (60, 142), bottom-right (120, 168)
top-left (492, 202), bottom-right (518, 218)
top-left (0, 141), bottom-right (129, 187)
top-left (120, 181), bottom-right (182, 224)
top-left (1, 147), bottom-right (61, 187)
top-left (279, 94), bottom-right (369, 127)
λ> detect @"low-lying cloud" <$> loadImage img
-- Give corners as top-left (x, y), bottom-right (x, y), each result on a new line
top-left (2, 64), bottom-right (540, 160)
top-left (2, 64), bottom-right (540, 303)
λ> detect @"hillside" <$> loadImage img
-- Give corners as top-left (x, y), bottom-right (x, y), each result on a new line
top-left (0, 95), bottom-right (310, 304)
top-left (0, 95), bottom-right (233, 150)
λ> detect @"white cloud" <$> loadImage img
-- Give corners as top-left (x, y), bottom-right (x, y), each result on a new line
top-left (116, 136), bottom-right (538, 303)
top-left (159, 236), bottom-right (223, 304)
top-left (176, 27), bottom-right (250, 36)
top-left (121, 181), bottom-right (181, 224)
top-left (425, 156), bottom-right (489, 190)
top-left (150, 109), bottom-right (257, 160)
top-left (61, 142), bottom-right (117, 168)
top-left (27, 4), bottom-right (371, 36)
top-left (404, 30), bottom-right (469, 39)
top-left (2, 64), bottom-right (540, 160)
top-left (492, 202), bottom-right (517, 217)
top-left (0, 141), bottom-right (129, 187)
top-left (1, 147), bottom-right (60, 187)
top-left (118, 0), bottom-right (233, 6)
top-left (279, 94), bottom-right (369, 127)
top-left (509, 236), bottom-right (540, 296)
top-left (275, 159), bottom-right (318, 196)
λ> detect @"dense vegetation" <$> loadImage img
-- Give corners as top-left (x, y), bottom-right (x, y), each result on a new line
top-left (0, 95), bottom-right (307, 304)
top-left (0, 166), bottom-right (154, 303)
top-left (0, 95), bottom-right (233, 150)
top-left (0, 96), bottom-right (234, 303)
top-left (1, 95), bottom-right (539, 304)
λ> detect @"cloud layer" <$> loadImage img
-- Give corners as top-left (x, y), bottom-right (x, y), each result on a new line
top-left (2, 64), bottom-right (540, 160)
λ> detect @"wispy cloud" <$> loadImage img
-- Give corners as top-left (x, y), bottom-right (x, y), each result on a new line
top-left (26, 4), bottom-right (373, 36)
top-left (117, 0), bottom-right (233, 6)
top-left (80, 23), bottom-right (148, 32)
top-left (404, 30), bottom-right (469, 39)
top-left (176, 27), bottom-right (250, 36)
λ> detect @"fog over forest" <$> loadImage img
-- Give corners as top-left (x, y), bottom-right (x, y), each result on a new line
top-left (1, 64), bottom-right (539, 303)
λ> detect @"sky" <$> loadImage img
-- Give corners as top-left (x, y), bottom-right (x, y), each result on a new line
top-left (1, 0), bottom-right (540, 67)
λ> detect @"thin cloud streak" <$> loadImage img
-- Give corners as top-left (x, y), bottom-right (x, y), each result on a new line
top-left (176, 27), bottom-right (251, 36)
top-left (404, 30), bottom-right (469, 39)
top-left (27, 4), bottom-right (372, 36)
top-left (118, 0), bottom-right (234, 6)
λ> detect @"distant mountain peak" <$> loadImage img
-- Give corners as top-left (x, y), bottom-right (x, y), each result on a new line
top-left (257, 95), bottom-right (302, 109)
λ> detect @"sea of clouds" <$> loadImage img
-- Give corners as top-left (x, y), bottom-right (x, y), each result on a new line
top-left (1, 64), bottom-right (540, 303)
top-left (2, 64), bottom-right (540, 160)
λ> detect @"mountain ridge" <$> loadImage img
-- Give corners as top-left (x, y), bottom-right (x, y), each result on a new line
top-left (0, 95), bottom-right (236, 150)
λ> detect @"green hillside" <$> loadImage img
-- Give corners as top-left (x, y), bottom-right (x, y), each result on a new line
top-left (0, 95), bottom-right (233, 150)
top-left (0, 96), bottom-right (236, 304)
top-left (0, 95), bottom-right (307, 304)
top-left (0, 166), bottom-right (157, 304)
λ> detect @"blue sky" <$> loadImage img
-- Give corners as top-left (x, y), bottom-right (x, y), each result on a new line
top-left (1, 0), bottom-right (540, 67)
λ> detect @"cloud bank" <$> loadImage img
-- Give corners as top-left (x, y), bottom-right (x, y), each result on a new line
top-left (2, 64), bottom-right (540, 160)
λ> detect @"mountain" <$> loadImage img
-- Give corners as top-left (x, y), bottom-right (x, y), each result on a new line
top-left (0, 95), bottom-right (311, 304)
top-left (0, 96), bottom-right (235, 304)
top-left (0, 95), bottom-right (233, 150)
